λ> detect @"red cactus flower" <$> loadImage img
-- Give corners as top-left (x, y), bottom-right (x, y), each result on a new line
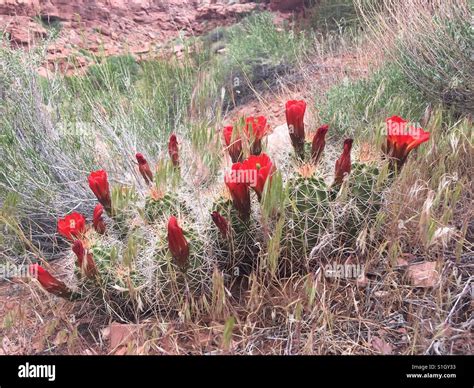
top-left (57, 212), bottom-right (86, 240)
top-left (384, 115), bottom-right (430, 169)
top-left (224, 162), bottom-right (251, 221)
top-left (168, 134), bottom-right (179, 167)
top-left (167, 216), bottom-right (189, 269)
top-left (136, 153), bottom-right (154, 185)
top-left (29, 264), bottom-right (71, 299)
top-left (334, 139), bottom-right (353, 185)
top-left (93, 204), bottom-right (106, 235)
top-left (211, 211), bottom-right (230, 239)
top-left (244, 116), bottom-right (270, 155)
top-left (72, 240), bottom-right (97, 279)
top-left (88, 170), bottom-right (112, 214)
top-left (311, 124), bottom-right (329, 166)
top-left (285, 100), bottom-right (306, 159)
top-left (241, 153), bottom-right (275, 200)
top-left (223, 125), bottom-right (243, 163)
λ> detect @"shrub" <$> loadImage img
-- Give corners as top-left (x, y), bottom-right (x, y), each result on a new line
top-left (357, 0), bottom-right (473, 116)
top-left (0, 45), bottom-right (213, 259)
top-left (306, 0), bottom-right (360, 33)
top-left (317, 64), bottom-right (426, 138)
top-left (83, 55), bottom-right (140, 93)
top-left (206, 12), bottom-right (310, 107)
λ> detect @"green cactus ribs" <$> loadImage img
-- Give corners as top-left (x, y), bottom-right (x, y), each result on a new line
top-left (144, 190), bottom-right (191, 223)
top-left (80, 238), bottom-right (146, 320)
top-left (283, 165), bottom-right (330, 269)
top-left (211, 195), bottom-right (261, 277)
top-left (150, 216), bottom-right (210, 311)
top-left (339, 162), bottom-right (384, 244)
top-left (110, 185), bottom-right (139, 237)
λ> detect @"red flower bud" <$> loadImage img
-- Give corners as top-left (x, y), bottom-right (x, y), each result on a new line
top-left (167, 216), bottom-right (189, 269)
top-left (57, 212), bottom-right (86, 240)
top-left (29, 264), bottom-right (71, 299)
top-left (223, 125), bottom-right (243, 163)
top-left (334, 139), bottom-right (353, 185)
top-left (311, 124), bottom-right (329, 166)
top-left (224, 162), bottom-right (251, 221)
top-left (241, 153), bottom-right (275, 201)
top-left (88, 170), bottom-right (112, 214)
top-left (136, 153), bottom-right (154, 185)
top-left (93, 204), bottom-right (106, 235)
top-left (244, 116), bottom-right (270, 155)
top-left (384, 115), bottom-right (430, 169)
top-left (72, 240), bottom-right (97, 279)
top-left (285, 100), bottom-right (306, 159)
top-left (168, 134), bottom-right (179, 167)
top-left (211, 211), bottom-right (230, 238)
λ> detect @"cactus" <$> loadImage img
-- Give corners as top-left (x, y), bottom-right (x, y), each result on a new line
top-left (148, 215), bottom-right (211, 310)
top-left (288, 141), bottom-right (313, 165)
top-left (210, 193), bottom-right (261, 277)
top-left (143, 189), bottom-right (190, 223)
top-left (82, 213), bottom-right (211, 316)
top-left (34, 100), bottom-right (433, 324)
top-left (350, 162), bottom-right (382, 212)
top-left (77, 234), bottom-right (145, 319)
top-left (110, 185), bottom-right (139, 237)
top-left (338, 162), bottom-right (383, 242)
top-left (282, 165), bottom-right (330, 264)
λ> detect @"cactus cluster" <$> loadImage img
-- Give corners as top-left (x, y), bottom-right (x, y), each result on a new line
top-left (28, 109), bottom-right (430, 320)
top-left (282, 165), bottom-right (330, 266)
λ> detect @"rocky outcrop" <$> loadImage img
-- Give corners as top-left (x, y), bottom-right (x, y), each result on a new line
top-left (196, 2), bottom-right (259, 21)
top-left (0, 0), bottom-right (262, 74)
top-left (269, 0), bottom-right (304, 12)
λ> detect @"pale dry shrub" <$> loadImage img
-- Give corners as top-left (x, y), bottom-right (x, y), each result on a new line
top-left (356, 0), bottom-right (473, 116)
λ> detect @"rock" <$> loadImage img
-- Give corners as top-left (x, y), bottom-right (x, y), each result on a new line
top-left (407, 261), bottom-right (440, 288)
top-left (266, 123), bottom-right (292, 166)
top-left (173, 44), bottom-right (184, 54)
top-left (37, 66), bottom-right (53, 78)
top-left (269, 0), bottom-right (304, 12)
top-left (196, 3), bottom-right (259, 21)
top-left (6, 17), bottom-right (47, 46)
top-left (1, 0), bottom-right (267, 74)
top-left (97, 26), bottom-right (112, 37)
top-left (75, 56), bottom-right (88, 67)
top-left (131, 43), bottom-right (150, 55)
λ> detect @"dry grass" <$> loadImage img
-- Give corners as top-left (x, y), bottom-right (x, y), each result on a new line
top-left (0, 5), bottom-right (472, 355)
top-left (356, 0), bottom-right (473, 115)
top-left (2, 109), bottom-right (471, 355)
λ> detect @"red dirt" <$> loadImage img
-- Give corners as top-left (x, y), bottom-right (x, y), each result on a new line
top-left (0, 274), bottom-right (103, 355)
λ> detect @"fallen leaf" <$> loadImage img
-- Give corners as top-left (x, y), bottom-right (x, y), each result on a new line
top-left (109, 322), bottom-right (143, 351)
top-left (396, 257), bottom-right (409, 267)
top-left (53, 330), bottom-right (69, 346)
top-left (371, 336), bottom-right (393, 355)
top-left (407, 261), bottom-right (440, 288)
top-left (356, 273), bottom-right (369, 288)
top-left (32, 337), bottom-right (45, 353)
top-left (100, 326), bottom-right (110, 340)
top-left (114, 346), bottom-right (128, 355)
